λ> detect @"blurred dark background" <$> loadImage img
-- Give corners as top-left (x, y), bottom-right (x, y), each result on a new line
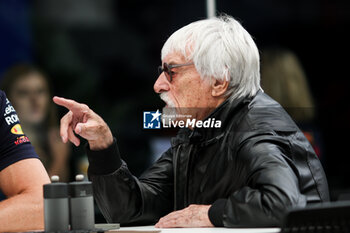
top-left (1, 0), bottom-right (350, 221)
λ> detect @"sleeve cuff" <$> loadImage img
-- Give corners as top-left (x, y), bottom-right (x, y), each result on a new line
top-left (208, 199), bottom-right (227, 227)
top-left (86, 137), bottom-right (122, 175)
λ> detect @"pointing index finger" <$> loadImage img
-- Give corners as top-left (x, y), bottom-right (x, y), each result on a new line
top-left (53, 96), bottom-right (88, 113)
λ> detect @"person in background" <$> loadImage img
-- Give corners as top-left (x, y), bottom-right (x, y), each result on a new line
top-left (260, 47), bottom-right (322, 158)
top-left (0, 89), bottom-right (50, 232)
top-left (1, 64), bottom-right (71, 181)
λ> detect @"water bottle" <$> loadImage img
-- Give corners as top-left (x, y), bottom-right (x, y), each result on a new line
top-left (69, 174), bottom-right (95, 230)
top-left (44, 175), bottom-right (69, 232)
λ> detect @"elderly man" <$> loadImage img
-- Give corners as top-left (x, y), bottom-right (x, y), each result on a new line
top-left (0, 90), bottom-right (50, 232)
top-left (53, 15), bottom-right (329, 227)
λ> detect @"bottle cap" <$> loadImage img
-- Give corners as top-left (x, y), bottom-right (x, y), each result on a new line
top-left (51, 175), bottom-right (60, 182)
top-left (75, 174), bottom-right (85, 181)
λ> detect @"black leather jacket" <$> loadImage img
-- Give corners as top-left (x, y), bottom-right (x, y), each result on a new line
top-left (87, 91), bottom-right (329, 227)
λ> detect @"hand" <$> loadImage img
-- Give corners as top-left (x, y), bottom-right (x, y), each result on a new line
top-left (53, 96), bottom-right (113, 150)
top-left (155, 204), bottom-right (214, 228)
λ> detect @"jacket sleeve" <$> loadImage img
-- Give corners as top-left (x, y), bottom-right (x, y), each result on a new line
top-left (87, 138), bottom-right (174, 225)
top-left (208, 137), bottom-right (307, 227)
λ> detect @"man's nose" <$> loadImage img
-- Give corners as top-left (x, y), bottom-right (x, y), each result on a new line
top-left (154, 73), bottom-right (170, 94)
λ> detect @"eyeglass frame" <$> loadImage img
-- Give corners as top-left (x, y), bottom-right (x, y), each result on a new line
top-left (158, 62), bottom-right (194, 83)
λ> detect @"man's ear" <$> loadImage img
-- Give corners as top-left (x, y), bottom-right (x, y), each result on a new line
top-left (211, 78), bottom-right (229, 97)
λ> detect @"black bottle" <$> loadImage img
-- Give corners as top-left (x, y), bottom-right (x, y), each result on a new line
top-left (69, 174), bottom-right (95, 230)
top-left (43, 175), bottom-right (69, 232)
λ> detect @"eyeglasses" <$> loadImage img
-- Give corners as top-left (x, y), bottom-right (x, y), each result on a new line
top-left (158, 62), bottom-right (194, 83)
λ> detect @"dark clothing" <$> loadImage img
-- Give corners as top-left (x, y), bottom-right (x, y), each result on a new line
top-left (0, 90), bottom-right (39, 172)
top-left (87, 91), bottom-right (329, 227)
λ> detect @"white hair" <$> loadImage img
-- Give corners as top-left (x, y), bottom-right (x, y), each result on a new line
top-left (161, 15), bottom-right (261, 102)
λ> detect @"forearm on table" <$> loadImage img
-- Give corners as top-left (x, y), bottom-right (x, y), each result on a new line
top-left (0, 190), bottom-right (44, 232)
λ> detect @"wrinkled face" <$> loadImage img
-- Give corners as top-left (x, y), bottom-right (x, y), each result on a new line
top-left (9, 73), bottom-right (50, 125)
top-left (154, 52), bottom-right (215, 121)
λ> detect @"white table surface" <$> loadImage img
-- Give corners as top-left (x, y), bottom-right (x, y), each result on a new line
top-left (114, 225), bottom-right (281, 233)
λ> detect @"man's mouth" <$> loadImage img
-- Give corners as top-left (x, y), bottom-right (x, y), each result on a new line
top-left (160, 93), bottom-right (175, 108)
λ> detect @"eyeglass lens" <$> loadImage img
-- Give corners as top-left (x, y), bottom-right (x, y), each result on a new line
top-left (158, 63), bottom-right (172, 82)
